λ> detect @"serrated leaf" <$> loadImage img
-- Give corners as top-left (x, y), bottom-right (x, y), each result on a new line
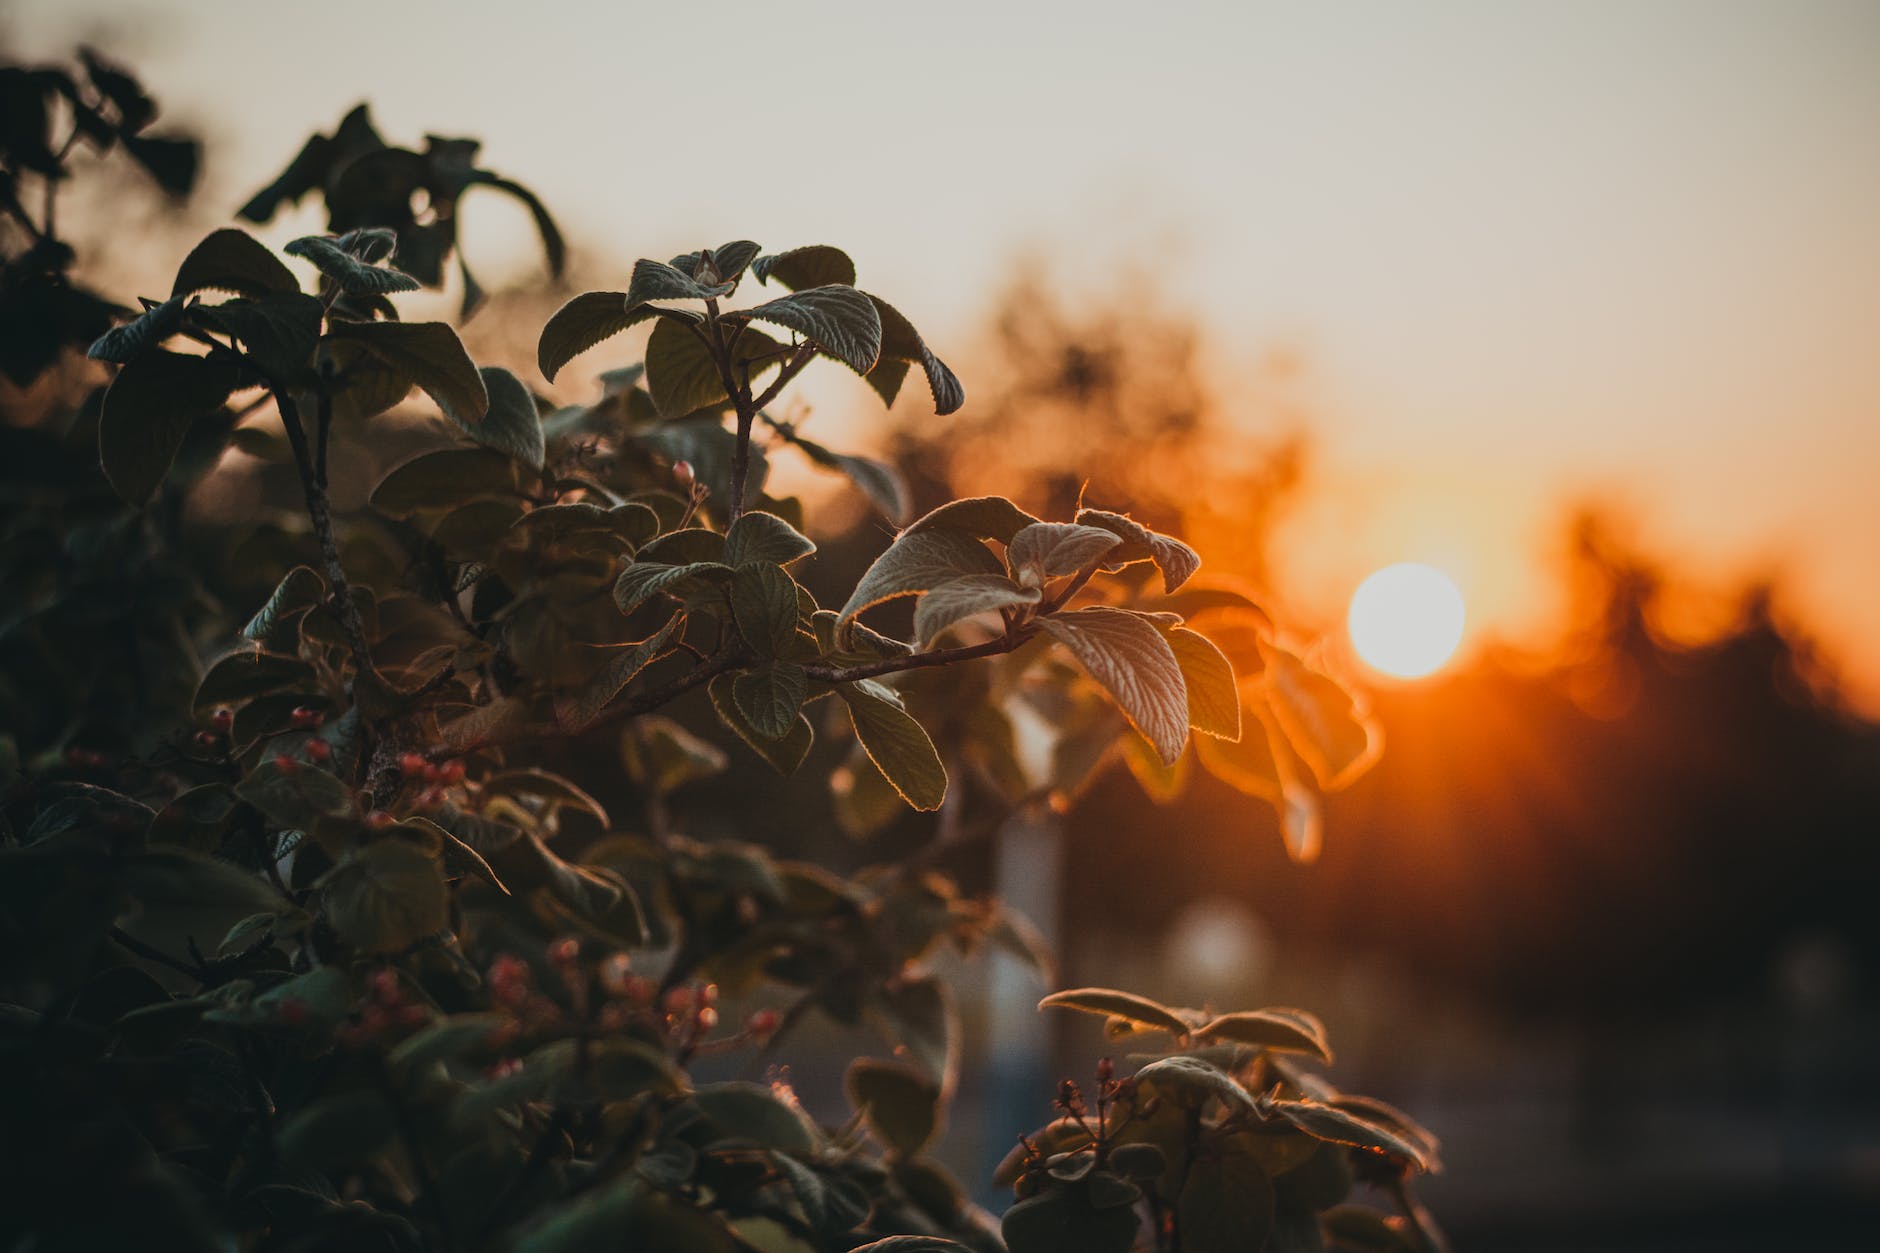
top-left (98, 349), bottom-right (242, 504)
top-left (1040, 607), bottom-right (1189, 765)
top-left (324, 320), bottom-right (487, 424)
top-left (242, 566), bottom-right (325, 646)
top-left (171, 228), bottom-right (299, 299)
top-left (792, 435), bottom-right (910, 523)
top-left (902, 495), bottom-right (1041, 545)
top-left (554, 615), bottom-right (684, 731)
top-left (838, 682), bottom-right (946, 811)
top-left (371, 447), bottom-right (522, 516)
top-left (644, 316), bottom-right (784, 419)
top-left (1036, 987), bottom-right (1191, 1035)
top-left (626, 256), bottom-right (734, 308)
top-left (1005, 522), bottom-right (1122, 587)
top-left (846, 1058), bottom-right (941, 1157)
top-left (315, 840), bottom-right (449, 953)
top-left (451, 365), bottom-right (543, 469)
top-left (836, 529), bottom-right (1002, 635)
top-left (537, 290), bottom-right (665, 383)
top-left (193, 292), bottom-right (323, 383)
top-left (912, 574), bottom-right (1039, 648)
top-left (733, 662), bottom-right (809, 740)
top-left (1166, 627), bottom-right (1240, 741)
top-left (668, 240), bottom-right (762, 285)
top-left (87, 295), bottom-right (186, 363)
top-left (738, 285), bottom-right (882, 374)
top-left (866, 294), bottom-right (964, 415)
top-left (1135, 1055), bottom-right (1258, 1115)
top-left (709, 675), bottom-right (813, 774)
top-left (723, 510), bottom-right (815, 567)
top-left (1075, 508), bottom-right (1201, 593)
top-left (752, 245), bottom-right (856, 291)
top-left (1192, 1008), bottom-right (1332, 1061)
top-left (613, 561), bottom-right (733, 615)
top-left (731, 562), bottom-right (800, 659)
top-left (285, 234), bottom-right (421, 294)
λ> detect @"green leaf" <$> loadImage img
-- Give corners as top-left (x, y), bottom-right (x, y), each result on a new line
top-left (537, 290), bottom-right (665, 384)
top-left (1192, 1008), bottom-right (1331, 1060)
top-left (626, 256), bottom-right (735, 308)
top-left (98, 349), bottom-right (241, 504)
top-left (1005, 522), bottom-right (1122, 587)
top-left (87, 296), bottom-right (187, 363)
top-left (731, 562), bottom-right (801, 659)
top-left (723, 510), bottom-right (815, 567)
top-left (644, 317), bottom-right (784, 419)
top-left (1177, 1139), bottom-right (1276, 1253)
top-left (324, 320), bottom-right (488, 424)
top-left (241, 565), bottom-right (325, 646)
top-left (913, 574), bottom-right (1039, 648)
top-left (1001, 1188), bottom-right (1138, 1253)
top-left (372, 447), bottom-right (522, 516)
top-left (838, 681), bottom-right (946, 811)
top-left (285, 234), bottom-right (421, 293)
top-left (866, 294), bottom-right (965, 415)
top-left (316, 839), bottom-right (450, 953)
top-left (451, 365), bottom-right (544, 469)
top-left (708, 675), bottom-right (813, 774)
top-left (846, 1058), bottom-right (941, 1157)
top-left (193, 292), bottom-right (323, 383)
top-left (554, 615), bottom-right (685, 731)
top-left (193, 649), bottom-right (313, 714)
top-left (1269, 1100), bottom-right (1430, 1169)
top-left (613, 561), bottom-right (733, 615)
top-left (1036, 987), bottom-right (1191, 1036)
top-left (1135, 1055), bottom-right (1258, 1115)
top-left (902, 495), bottom-right (1041, 545)
top-left (738, 285), bottom-right (882, 373)
top-left (234, 757), bottom-right (354, 831)
top-left (752, 245), bottom-right (856, 291)
top-left (171, 227), bottom-right (299, 299)
top-left (1074, 508), bottom-right (1201, 593)
top-left (792, 435), bottom-right (910, 524)
top-left (1166, 627), bottom-right (1240, 741)
top-left (836, 529), bottom-right (1002, 635)
top-left (733, 662), bottom-right (809, 740)
top-left (691, 1081), bottom-right (821, 1153)
top-left (1040, 606), bottom-right (1189, 765)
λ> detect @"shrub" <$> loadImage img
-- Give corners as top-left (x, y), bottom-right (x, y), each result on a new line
top-left (0, 58), bottom-right (1445, 1253)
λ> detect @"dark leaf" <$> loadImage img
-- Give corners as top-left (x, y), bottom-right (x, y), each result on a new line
top-left (737, 285), bottom-right (882, 374)
top-left (554, 615), bottom-right (685, 731)
top-left (792, 435), bottom-right (910, 524)
top-left (324, 319), bottom-right (488, 423)
top-left (838, 681), bottom-right (947, 811)
top-left (1135, 1055), bottom-right (1258, 1115)
top-left (537, 291), bottom-right (663, 384)
top-left (315, 840), bottom-right (450, 953)
top-left (902, 495), bottom-right (1041, 545)
top-left (644, 316), bottom-right (783, 419)
top-left (87, 295), bottom-right (186, 363)
top-left (752, 245), bottom-right (856, 290)
top-left (450, 365), bottom-right (544, 469)
top-left (732, 662), bottom-right (809, 740)
top-left (866, 294), bottom-right (965, 415)
top-left (846, 1058), bottom-right (941, 1157)
top-left (285, 235), bottom-right (421, 294)
top-left (121, 132), bottom-right (200, 196)
top-left (625, 256), bottom-right (734, 309)
top-left (193, 292), bottom-right (324, 383)
top-left (1178, 1140), bottom-right (1277, 1253)
top-left (171, 228), bottom-right (300, 299)
top-left (98, 349), bottom-right (241, 504)
top-left (708, 675), bottom-right (813, 774)
top-left (723, 510), bottom-right (815, 567)
top-left (731, 562), bottom-right (801, 658)
top-left (372, 447), bottom-right (522, 516)
top-left (241, 566), bottom-right (326, 646)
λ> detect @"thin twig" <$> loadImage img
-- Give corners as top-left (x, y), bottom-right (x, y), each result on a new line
top-left (802, 627), bottom-right (1037, 685)
top-left (274, 390), bottom-right (374, 680)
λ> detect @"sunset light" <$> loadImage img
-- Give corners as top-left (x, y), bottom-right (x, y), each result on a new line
top-left (1348, 562), bottom-right (1467, 679)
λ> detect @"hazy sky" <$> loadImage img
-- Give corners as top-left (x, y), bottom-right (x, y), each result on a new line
top-left (10, 0), bottom-right (1880, 702)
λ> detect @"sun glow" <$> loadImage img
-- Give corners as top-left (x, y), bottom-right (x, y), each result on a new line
top-left (1348, 563), bottom-right (1468, 679)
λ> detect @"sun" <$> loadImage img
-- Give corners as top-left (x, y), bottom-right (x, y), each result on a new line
top-left (1347, 563), bottom-right (1467, 679)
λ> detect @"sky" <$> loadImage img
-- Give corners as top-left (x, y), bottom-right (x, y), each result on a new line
top-left (9, 0), bottom-right (1880, 705)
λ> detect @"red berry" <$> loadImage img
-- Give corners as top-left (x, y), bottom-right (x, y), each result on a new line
top-left (693, 1006), bottom-right (719, 1032)
top-left (370, 969), bottom-right (403, 1003)
top-left (662, 986), bottom-right (695, 1015)
top-left (599, 953), bottom-right (632, 995)
top-left (1096, 1057), bottom-right (1115, 1083)
top-left (745, 1008), bottom-right (782, 1037)
top-left (194, 731), bottom-right (218, 749)
top-left (364, 810), bottom-right (396, 831)
top-left (273, 753), bottom-right (298, 775)
top-left (672, 460), bottom-right (695, 488)
top-left (399, 751), bottom-right (427, 776)
top-left (210, 708), bottom-right (234, 733)
top-left (305, 739), bottom-right (331, 763)
top-left (548, 938), bottom-right (580, 967)
top-left (699, 982), bottom-right (719, 1007)
top-left (277, 998), bottom-right (310, 1026)
top-left (422, 762), bottom-right (443, 784)
top-left (623, 975), bottom-right (658, 1006)
top-left (439, 760), bottom-right (465, 785)
top-left (290, 705), bottom-right (323, 730)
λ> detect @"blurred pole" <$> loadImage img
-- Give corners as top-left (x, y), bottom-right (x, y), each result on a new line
top-left (978, 807), bottom-right (1063, 1205)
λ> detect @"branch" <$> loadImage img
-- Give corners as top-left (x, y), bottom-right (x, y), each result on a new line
top-left (802, 626), bottom-right (1038, 685)
top-left (274, 390), bottom-right (374, 680)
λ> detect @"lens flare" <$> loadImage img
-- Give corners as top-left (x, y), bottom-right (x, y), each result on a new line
top-left (1348, 563), bottom-right (1467, 679)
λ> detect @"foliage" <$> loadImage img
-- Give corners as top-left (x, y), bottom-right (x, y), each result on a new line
top-left (0, 58), bottom-right (1433, 1253)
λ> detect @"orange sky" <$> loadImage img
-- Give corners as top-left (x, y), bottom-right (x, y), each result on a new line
top-left (10, 0), bottom-right (1880, 707)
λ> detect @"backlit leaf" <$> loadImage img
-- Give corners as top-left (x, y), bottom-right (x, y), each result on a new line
top-left (1166, 627), bottom-right (1240, 741)
top-left (913, 574), bottom-right (1039, 648)
top-left (1005, 522), bottom-right (1121, 587)
top-left (451, 365), bottom-right (544, 469)
top-left (738, 285), bottom-right (882, 374)
top-left (752, 245), bottom-right (856, 291)
top-left (724, 510), bottom-right (815, 567)
top-left (866, 294), bottom-right (965, 415)
top-left (1040, 607), bottom-right (1189, 765)
top-left (1192, 1007), bottom-right (1332, 1061)
top-left (1036, 987), bottom-right (1190, 1035)
top-left (1075, 507), bottom-right (1201, 593)
top-left (537, 290), bottom-right (663, 383)
top-left (838, 681), bottom-right (946, 811)
top-left (836, 529), bottom-right (1002, 635)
